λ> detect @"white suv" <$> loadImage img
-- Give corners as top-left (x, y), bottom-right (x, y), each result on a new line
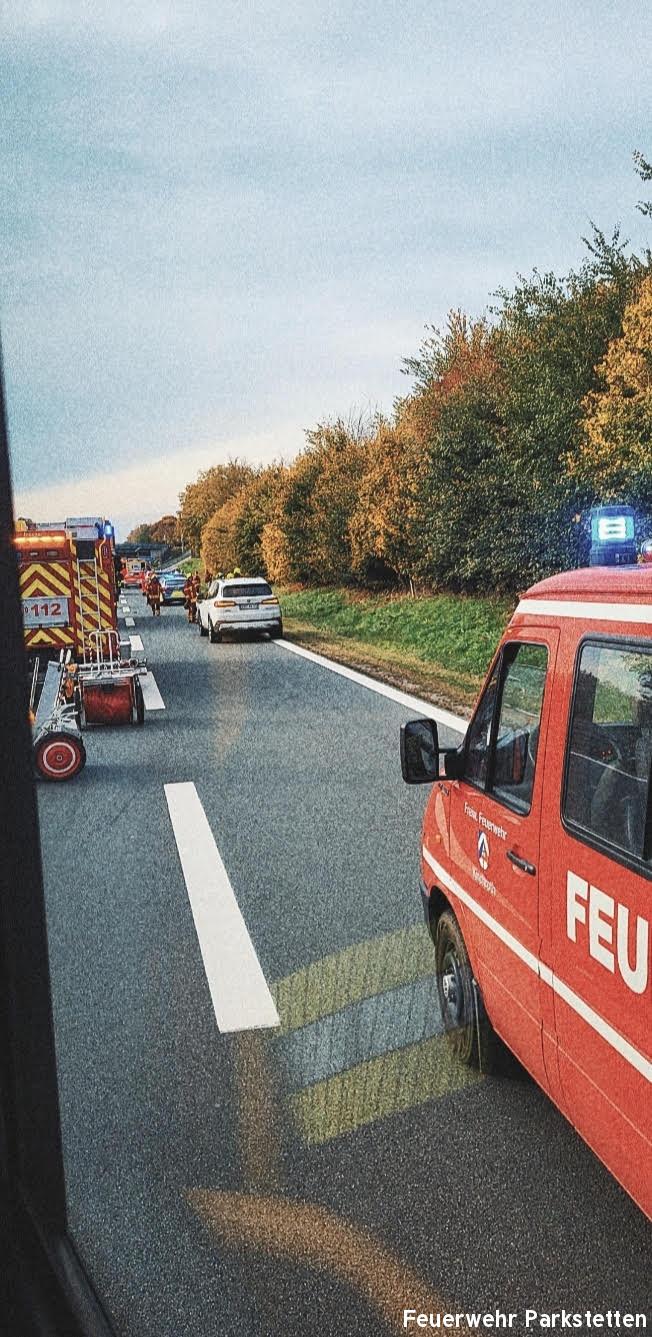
top-left (197, 577), bottom-right (283, 643)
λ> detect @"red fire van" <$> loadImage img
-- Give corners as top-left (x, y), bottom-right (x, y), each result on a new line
top-left (401, 565), bottom-right (651, 1218)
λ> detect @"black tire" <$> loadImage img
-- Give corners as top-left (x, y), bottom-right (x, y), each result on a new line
top-left (434, 908), bottom-right (496, 1070)
top-left (209, 620), bottom-right (221, 644)
top-left (34, 731), bottom-right (86, 782)
top-left (199, 615), bottom-right (208, 637)
top-left (132, 677), bottom-right (145, 725)
top-left (269, 620), bottom-right (283, 639)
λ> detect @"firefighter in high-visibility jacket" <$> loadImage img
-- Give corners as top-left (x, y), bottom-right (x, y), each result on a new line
top-left (183, 575), bottom-right (197, 624)
top-left (147, 573), bottom-right (162, 616)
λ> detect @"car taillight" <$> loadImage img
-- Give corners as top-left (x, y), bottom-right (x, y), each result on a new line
top-left (261, 597), bottom-right (278, 605)
top-left (214, 599), bottom-right (236, 607)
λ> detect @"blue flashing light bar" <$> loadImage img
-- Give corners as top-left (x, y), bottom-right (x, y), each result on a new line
top-left (588, 505), bottom-right (637, 566)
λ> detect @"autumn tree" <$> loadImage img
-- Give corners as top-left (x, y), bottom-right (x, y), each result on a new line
top-left (397, 314), bottom-right (510, 590)
top-left (259, 420), bottom-right (369, 584)
top-left (260, 520), bottom-right (294, 584)
top-left (200, 493), bottom-right (243, 575)
top-left (178, 459), bottom-right (256, 553)
top-left (489, 251), bottom-right (638, 582)
top-left (228, 465), bottom-right (285, 574)
top-left (149, 515), bottom-right (179, 545)
top-left (260, 450), bottom-right (322, 583)
top-left (126, 523), bottom-right (154, 543)
top-left (570, 275), bottom-right (652, 505)
top-left (634, 149), bottom-right (652, 219)
top-left (199, 465), bottom-right (289, 576)
top-left (349, 416), bottom-right (428, 588)
top-left (302, 420), bottom-right (368, 582)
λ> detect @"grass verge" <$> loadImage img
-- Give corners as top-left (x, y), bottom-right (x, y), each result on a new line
top-left (278, 587), bottom-right (515, 715)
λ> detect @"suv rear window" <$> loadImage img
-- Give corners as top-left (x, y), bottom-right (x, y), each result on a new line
top-left (223, 583), bottom-right (272, 599)
top-left (564, 640), bottom-right (652, 862)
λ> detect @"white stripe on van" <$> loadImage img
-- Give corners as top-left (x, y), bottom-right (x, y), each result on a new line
top-left (422, 845), bottom-right (652, 1085)
top-left (515, 598), bottom-right (652, 624)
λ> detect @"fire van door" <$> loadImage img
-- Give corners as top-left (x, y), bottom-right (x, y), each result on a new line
top-left (447, 630), bottom-right (559, 1089)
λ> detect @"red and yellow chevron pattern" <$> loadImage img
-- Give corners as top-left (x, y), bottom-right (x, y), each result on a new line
top-left (19, 544), bottom-right (118, 658)
top-left (26, 626), bottom-right (76, 648)
top-left (20, 561), bottom-right (71, 599)
top-left (20, 561), bottom-right (76, 650)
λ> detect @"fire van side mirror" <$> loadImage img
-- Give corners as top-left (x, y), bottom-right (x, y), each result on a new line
top-left (401, 719), bottom-right (466, 784)
top-left (401, 719), bottom-right (440, 783)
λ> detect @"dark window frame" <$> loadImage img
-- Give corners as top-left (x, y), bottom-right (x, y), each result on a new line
top-left (462, 650), bottom-right (503, 795)
top-left (463, 638), bottom-right (550, 818)
top-left (561, 633), bottom-right (652, 880)
top-left (0, 357), bottom-right (115, 1332)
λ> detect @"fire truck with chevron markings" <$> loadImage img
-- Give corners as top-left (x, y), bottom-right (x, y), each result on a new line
top-left (15, 517), bottom-right (146, 763)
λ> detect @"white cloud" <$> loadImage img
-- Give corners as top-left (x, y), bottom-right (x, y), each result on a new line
top-left (12, 422), bottom-right (302, 540)
top-left (4, 1), bottom-right (182, 38)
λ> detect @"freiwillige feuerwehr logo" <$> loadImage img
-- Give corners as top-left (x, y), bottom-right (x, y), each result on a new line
top-left (477, 830), bottom-right (490, 871)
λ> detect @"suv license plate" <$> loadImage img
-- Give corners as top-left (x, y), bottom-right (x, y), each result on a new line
top-left (240, 601), bottom-right (259, 609)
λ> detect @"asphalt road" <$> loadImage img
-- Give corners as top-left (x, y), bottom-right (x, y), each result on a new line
top-left (37, 593), bottom-right (650, 1337)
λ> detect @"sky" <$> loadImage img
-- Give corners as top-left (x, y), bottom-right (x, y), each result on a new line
top-left (3, 0), bottom-right (651, 539)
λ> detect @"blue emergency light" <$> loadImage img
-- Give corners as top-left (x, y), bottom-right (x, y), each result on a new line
top-left (103, 522), bottom-right (114, 538)
top-left (588, 505), bottom-right (636, 566)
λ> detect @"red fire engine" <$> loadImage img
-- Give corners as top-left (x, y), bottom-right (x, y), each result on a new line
top-left (16, 516), bottom-right (145, 732)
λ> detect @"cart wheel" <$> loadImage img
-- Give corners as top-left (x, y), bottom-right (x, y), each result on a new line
top-left (34, 731), bottom-right (86, 781)
top-left (132, 677), bottom-right (145, 725)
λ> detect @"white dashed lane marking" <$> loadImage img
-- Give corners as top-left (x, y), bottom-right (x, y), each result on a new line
top-left (164, 782), bottom-right (279, 1033)
top-left (140, 673), bottom-right (165, 711)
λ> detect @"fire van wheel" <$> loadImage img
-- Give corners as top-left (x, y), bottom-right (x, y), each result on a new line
top-left (209, 620), bottom-right (221, 644)
top-left (132, 677), bottom-right (145, 725)
top-left (34, 732), bottom-right (86, 782)
top-left (435, 908), bottom-right (494, 1069)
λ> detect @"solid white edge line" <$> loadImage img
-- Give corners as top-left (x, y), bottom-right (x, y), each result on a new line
top-left (129, 634), bottom-right (144, 652)
top-left (516, 597), bottom-right (652, 624)
top-left (422, 845), bottom-right (652, 1084)
top-left (140, 672), bottom-right (165, 710)
top-left (164, 783), bottom-right (279, 1032)
top-left (276, 639), bottom-right (467, 735)
top-left (125, 616), bottom-right (135, 627)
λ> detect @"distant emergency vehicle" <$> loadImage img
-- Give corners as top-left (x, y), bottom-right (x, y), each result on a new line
top-left (16, 516), bottom-right (118, 661)
top-left (15, 517), bottom-right (145, 727)
top-left (401, 564), bottom-right (652, 1218)
top-left (121, 555), bottom-right (149, 587)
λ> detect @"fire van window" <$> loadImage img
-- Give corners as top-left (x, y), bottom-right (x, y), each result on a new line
top-left (564, 640), bottom-right (652, 864)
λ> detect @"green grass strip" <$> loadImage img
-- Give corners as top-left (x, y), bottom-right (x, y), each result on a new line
top-left (279, 587), bottom-right (513, 679)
